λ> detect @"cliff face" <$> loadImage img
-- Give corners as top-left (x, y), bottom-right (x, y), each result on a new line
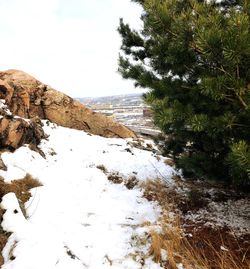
top-left (0, 69), bottom-right (136, 139)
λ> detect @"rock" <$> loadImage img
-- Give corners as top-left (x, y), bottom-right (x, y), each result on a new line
top-left (0, 70), bottom-right (45, 119)
top-left (0, 155), bottom-right (7, 171)
top-left (0, 115), bottom-right (47, 150)
top-left (0, 69), bottom-right (136, 138)
top-left (0, 79), bottom-right (14, 104)
top-left (43, 89), bottom-right (135, 138)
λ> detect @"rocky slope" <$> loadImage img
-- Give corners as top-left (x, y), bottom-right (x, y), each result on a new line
top-left (0, 69), bottom-right (135, 143)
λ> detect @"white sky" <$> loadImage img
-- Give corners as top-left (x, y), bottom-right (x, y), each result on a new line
top-left (0, 0), bottom-right (143, 97)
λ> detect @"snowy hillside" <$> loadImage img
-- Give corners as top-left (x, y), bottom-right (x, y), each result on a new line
top-left (0, 120), bottom-right (175, 269)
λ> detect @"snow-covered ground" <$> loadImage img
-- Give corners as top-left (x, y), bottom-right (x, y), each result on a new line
top-left (0, 121), bottom-right (175, 269)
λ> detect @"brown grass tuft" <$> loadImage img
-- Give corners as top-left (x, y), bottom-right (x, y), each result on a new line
top-left (164, 159), bottom-right (175, 167)
top-left (124, 176), bottom-right (139, 190)
top-left (0, 174), bottom-right (42, 204)
top-left (107, 173), bottom-right (123, 184)
top-left (96, 164), bottom-right (107, 174)
top-left (141, 179), bottom-right (181, 211)
top-left (148, 217), bottom-right (250, 269)
top-left (149, 231), bottom-right (163, 263)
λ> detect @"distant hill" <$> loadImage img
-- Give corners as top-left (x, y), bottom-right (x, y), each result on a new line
top-left (75, 93), bottom-right (161, 137)
top-left (75, 93), bottom-right (143, 108)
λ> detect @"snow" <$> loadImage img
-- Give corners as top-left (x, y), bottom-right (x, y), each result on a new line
top-left (0, 121), bottom-right (175, 269)
top-left (0, 99), bottom-right (12, 115)
top-left (220, 246), bottom-right (229, 252)
top-left (185, 198), bottom-right (250, 235)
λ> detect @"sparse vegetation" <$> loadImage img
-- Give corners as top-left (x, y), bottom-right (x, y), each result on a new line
top-left (124, 176), bottom-right (139, 190)
top-left (107, 173), bottom-right (124, 184)
top-left (0, 174), bottom-right (42, 206)
top-left (97, 165), bottom-right (139, 189)
top-left (141, 179), bottom-right (250, 269)
top-left (96, 164), bottom-right (108, 174)
top-left (107, 173), bottom-right (139, 189)
top-left (149, 219), bottom-right (250, 269)
top-left (0, 174), bottom-right (42, 266)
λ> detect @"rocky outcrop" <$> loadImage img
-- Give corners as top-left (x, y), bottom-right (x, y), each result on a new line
top-left (0, 116), bottom-right (46, 150)
top-left (0, 70), bottom-right (136, 138)
top-left (0, 99), bottom-right (47, 151)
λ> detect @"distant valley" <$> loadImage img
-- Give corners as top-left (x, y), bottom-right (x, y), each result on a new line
top-left (76, 94), bottom-right (161, 137)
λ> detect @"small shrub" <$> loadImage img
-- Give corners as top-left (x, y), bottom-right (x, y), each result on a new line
top-left (96, 165), bottom-right (107, 174)
top-left (107, 173), bottom-right (123, 184)
top-left (124, 176), bottom-right (139, 190)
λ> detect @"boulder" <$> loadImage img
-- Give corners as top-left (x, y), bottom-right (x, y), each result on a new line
top-left (0, 115), bottom-right (47, 150)
top-left (0, 70), bottom-right (136, 138)
top-left (0, 97), bottom-right (47, 151)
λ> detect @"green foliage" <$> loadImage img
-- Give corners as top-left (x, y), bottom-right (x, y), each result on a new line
top-left (118, 0), bottom-right (250, 187)
top-left (228, 141), bottom-right (250, 185)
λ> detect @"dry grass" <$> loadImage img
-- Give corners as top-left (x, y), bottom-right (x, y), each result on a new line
top-left (96, 164), bottom-right (107, 174)
top-left (164, 158), bottom-right (175, 167)
top-left (149, 218), bottom-right (184, 268)
top-left (107, 173), bottom-right (123, 184)
top-left (0, 174), bottom-right (42, 266)
top-left (124, 176), bottom-right (139, 190)
top-left (0, 174), bottom-right (42, 205)
top-left (0, 232), bottom-right (9, 265)
top-left (141, 179), bottom-right (250, 269)
top-left (148, 214), bottom-right (250, 269)
top-left (97, 165), bottom-right (139, 190)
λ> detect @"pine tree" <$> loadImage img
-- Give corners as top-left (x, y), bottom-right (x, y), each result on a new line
top-left (118, 0), bottom-right (250, 187)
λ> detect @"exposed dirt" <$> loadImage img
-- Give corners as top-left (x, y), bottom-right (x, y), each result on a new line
top-left (141, 177), bottom-right (250, 268)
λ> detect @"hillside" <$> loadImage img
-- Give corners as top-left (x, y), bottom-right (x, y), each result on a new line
top-left (0, 118), bottom-right (175, 269)
top-left (1, 106), bottom-right (249, 269)
top-left (77, 93), bottom-right (143, 107)
top-left (0, 71), bottom-right (249, 269)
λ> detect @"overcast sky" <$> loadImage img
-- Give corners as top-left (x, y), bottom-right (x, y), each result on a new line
top-left (0, 0), bottom-right (143, 97)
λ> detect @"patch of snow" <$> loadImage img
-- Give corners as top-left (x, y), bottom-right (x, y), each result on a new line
top-left (220, 246), bottom-right (229, 252)
top-left (0, 99), bottom-right (12, 115)
top-left (13, 115), bottom-right (30, 122)
top-left (176, 263), bottom-right (185, 269)
top-left (0, 121), bottom-right (176, 268)
top-left (185, 199), bottom-right (250, 235)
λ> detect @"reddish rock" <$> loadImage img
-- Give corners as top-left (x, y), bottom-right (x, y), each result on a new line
top-left (0, 115), bottom-right (47, 150)
top-left (0, 70), bottom-right (136, 138)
